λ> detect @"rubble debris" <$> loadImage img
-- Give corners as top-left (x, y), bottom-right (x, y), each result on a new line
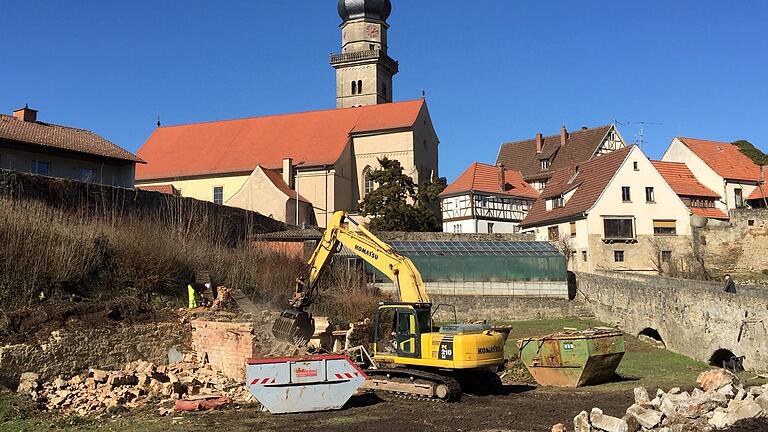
top-left (18, 354), bottom-right (255, 417)
top-left (571, 370), bottom-right (767, 432)
top-left (551, 423), bottom-right (567, 432)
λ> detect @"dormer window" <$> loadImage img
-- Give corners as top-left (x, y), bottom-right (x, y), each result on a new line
top-left (541, 159), bottom-right (550, 170)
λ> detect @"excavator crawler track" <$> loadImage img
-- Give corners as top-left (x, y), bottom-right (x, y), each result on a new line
top-left (364, 368), bottom-right (462, 402)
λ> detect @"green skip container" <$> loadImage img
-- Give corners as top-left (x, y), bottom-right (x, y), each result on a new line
top-left (518, 328), bottom-right (625, 387)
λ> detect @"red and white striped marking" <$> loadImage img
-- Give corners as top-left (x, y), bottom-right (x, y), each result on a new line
top-left (334, 372), bottom-right (360, 380)
top-left (250, 377), bottom-right (277, 385)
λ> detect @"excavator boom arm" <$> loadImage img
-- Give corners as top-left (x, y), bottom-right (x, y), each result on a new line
top-left (306, 211), bottom-right (429, 304)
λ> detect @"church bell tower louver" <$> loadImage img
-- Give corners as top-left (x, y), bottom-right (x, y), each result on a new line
top-left (332, 0), bottom-right (399, 108)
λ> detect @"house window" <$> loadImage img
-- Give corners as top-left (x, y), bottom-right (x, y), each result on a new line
top-left (213, 186), bottom-right (224, 205)
top-left (653, 220), bottom-right (677, 235)
top-left (603, 217), bottom-right (634, 239)
top-left (633, 161), bottom-right (639, 171)
top-left (582, 251), bottom-right (588, 262)
top-left (661, 250), bottom-right (672, 263)
top-left (541, 160), bottom-right (550, 170)
top-left (645, 187), bottom-right (655, 203)
top-left (734, 188), bottom-right (744, 208)
top-left (569, 221), bottom-right (576, 237)
top-left (614, 251), bottom-right (625, 263)
top-left (358, 80), bottom-right (363, 93)
top-left (487, 223), bottom-right (494, 234)
top-left (364, 170), bottom-right (375, 196)
top-left (351, 81), bottom-right (357, 95)
top-left (621, 186), bottom-right (631, 202)
top-left (31, 160), bottom-right (50, 175)
top-left (453, 224), bottom-right (463, 233)
top-left (548, 226), bottom-right (560, 241)
top-left (80, 167), bottom-right (96, 183)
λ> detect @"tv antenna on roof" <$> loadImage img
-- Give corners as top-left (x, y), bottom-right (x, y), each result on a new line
top-left (626, 121), bottom-right (661, 150)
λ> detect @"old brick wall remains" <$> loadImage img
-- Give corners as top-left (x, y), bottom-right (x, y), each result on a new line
top-left (695, 209), bottom-right (768, 279)
top-left (191, 320), bottom-right (258, 381)
top-left (576, 272), bottom-right (768, 371)
top-left (0, 321), bottom-right (190, 387)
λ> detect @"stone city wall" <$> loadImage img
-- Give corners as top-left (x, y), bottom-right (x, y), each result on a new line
top-left (576, 272), bottom-right (768, 371)
top-left (428, 294), bottom-right (592, 322)
top-left (0, 321), bottom-right (190, 388)
top-left (695, 209), bottom-right (768, 279)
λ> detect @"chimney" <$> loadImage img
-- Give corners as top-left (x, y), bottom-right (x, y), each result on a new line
top-left (282, 158), bottom-right (294, 189)
top-left (535, 133), bottom-right (543, 154)
top-left (497, 163), bottom-right (506, 190)
top-left (12, 104), bottom-right (37, 123)
top-left (560, 125), bottom-right (568, 147)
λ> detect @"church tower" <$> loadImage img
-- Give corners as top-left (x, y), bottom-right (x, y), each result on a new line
top-left (332, 0), bottom-right (399, 108)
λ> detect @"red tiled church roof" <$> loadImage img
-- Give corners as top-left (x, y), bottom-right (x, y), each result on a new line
top-left (650, 161), bottom-right (720, 198)
top-left (440, 162), bottom-right (539, 199)
top-left (678, 137), bottom-right (761, 182)
top-left (496, 125), bottom-right (614, 181)
top-left (521, 146), bottom-right (633, 227)
top-left (136, 100), bottom-right (426, 181)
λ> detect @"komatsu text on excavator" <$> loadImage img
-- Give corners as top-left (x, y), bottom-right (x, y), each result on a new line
top-left (272, 211), bottom-right (506, 401)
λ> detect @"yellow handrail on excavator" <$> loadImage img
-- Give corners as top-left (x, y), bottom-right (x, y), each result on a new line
top-left (272, 211), bottom-right (429, 343)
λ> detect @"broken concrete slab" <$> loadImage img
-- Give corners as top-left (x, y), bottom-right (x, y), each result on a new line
top-left (697, 369), bottom-right (736, 393)
top-left (626, 403), bottom-right (662, 429)
top-left (725, 399), bottom-right (763, 425)
top-left (590, 407), bottom-right (628, 432)
top-left (632, 387), bottom-right (649, 405)
top-left (573, 410), bottom-right (592, 432)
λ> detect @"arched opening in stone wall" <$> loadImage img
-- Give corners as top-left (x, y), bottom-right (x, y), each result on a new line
top-left (637, 328), bottom-right (665, 348)
top-left (709, 348), bottom-right (744, 371)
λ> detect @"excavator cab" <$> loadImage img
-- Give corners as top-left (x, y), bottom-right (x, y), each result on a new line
top-left (373, 303), bottom-right (431, 358)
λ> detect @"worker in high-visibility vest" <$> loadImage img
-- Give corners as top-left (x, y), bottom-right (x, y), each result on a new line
top-left (187, 281), bottom-right (205, 309)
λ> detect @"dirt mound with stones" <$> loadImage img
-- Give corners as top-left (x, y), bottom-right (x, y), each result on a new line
top-left (566, 369), bottom-right (768, 432)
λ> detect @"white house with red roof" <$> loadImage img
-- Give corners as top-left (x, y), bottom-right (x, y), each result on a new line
top-left (651, 161), bottom-right (729, 221)
top-left (521, 146), bottom-right (693, 273)
top-left (661, 137), bottom-right (765, 211)
top-left (439, 162), bottom-right (539, 233)
top-left (134, 1), bottom-right (439, 227)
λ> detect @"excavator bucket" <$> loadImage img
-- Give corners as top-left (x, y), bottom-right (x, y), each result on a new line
top-left (272, 309), bottom-right (315, 346)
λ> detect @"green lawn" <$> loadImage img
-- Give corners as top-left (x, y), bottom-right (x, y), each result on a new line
top-left (497, 317), bottom-right (719, 392)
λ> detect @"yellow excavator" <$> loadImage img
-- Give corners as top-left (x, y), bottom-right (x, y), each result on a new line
top-left (272, 211), bottom-right (506, 401)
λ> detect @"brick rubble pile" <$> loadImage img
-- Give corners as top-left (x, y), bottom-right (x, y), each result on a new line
top-left (16, 355), bottom-right (255, 416)
top-left (567, 369), bottom-right (768, 432)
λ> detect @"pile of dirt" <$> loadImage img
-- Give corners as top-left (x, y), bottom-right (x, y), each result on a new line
top-left (15, 355), bottom-right (255, 417)
top-left (566, 369), bottom-right (768, 432)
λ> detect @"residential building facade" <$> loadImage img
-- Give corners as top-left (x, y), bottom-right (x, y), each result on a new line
top-left (521, 146), bottom-right (692, 274)
top-left (439, 162), bottom-right (539, 233)
top-left (651, 160), bottom-right (729, 221)
top-left (496, 124), bottom-right (626, 192)
top-left (134, 0), bottom-right (439, 227)
top-left (0, 106), bottom-right (142, 188)
top-left (661, 137), bottom-right (763, 211)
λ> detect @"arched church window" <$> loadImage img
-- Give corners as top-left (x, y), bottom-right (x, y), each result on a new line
top-left (358, 80), bottom-right (363, 93)
top-left (382, 83), bottom-right (387, 97)
top-left (351, 81), bottom-right (357, 95)
top-left (363, 168), bottom-right (375, 196)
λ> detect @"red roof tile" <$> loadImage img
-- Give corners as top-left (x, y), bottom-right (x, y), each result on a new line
top-left (496, 125), bottom-right (616, 181)
top-left (136, 100), bottom-right (425, 181)
top-left (440, 162), bottom-right (539, 200)
top-left (521, 146), bottom-right (634, 227)
top-left (690, 207), bottom-right (729, 219)
top-left (137, 184), bottom-right (179, 195)
top-left (651, 161), bottom-right (721, 198)
top-left (0, 114), bottom-right (143, 163)
top-left (748, 186), bottom-right (768, 200)
top-left (679, 137), bottom-right (761, 182)
top-left (261, 167), bottom-right (310, 203)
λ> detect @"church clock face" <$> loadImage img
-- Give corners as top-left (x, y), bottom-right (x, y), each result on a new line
top-left (366, 24), bottom-right (380, 40)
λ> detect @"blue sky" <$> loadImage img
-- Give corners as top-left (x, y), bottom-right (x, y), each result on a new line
top-left (2, 1), bottom-right (766, 182)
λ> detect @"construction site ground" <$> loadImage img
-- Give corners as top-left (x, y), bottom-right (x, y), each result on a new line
top-left (2, 318), bottom-right (766, 432)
